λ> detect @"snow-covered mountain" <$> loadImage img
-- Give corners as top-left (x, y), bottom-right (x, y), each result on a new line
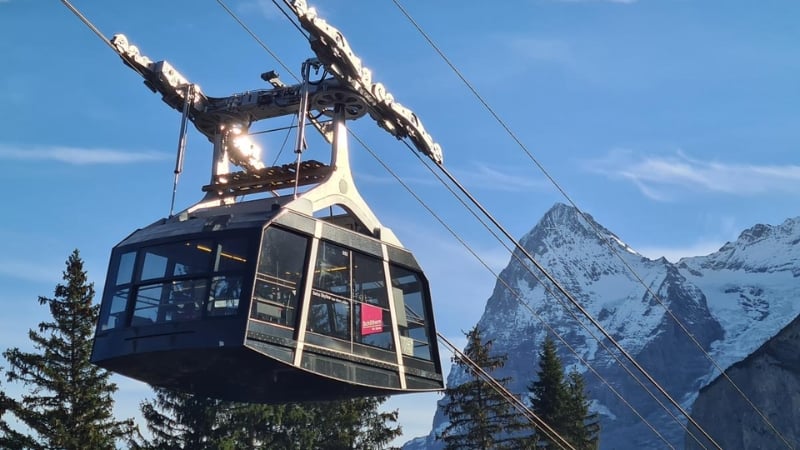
top-left (405, 203), bottom-right (800, 449)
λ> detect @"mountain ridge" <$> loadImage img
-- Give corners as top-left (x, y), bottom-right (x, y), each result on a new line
top-left (405, 203), bottom-right (800, 449)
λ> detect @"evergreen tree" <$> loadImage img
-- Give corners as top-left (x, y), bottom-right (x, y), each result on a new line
top-left (564, 371), bottom-right (599, 450)
top-left (1, 249), bottom-right (135, 449)
top-left (438, 326), bottom-right (528, 450)
top-left (137, 387), bottom-right (224, 449)
top-left (529, 336), bottom-right (599, 449)
top-left (530, 336), bottom-right (570, 445)
top-left (138, 388), bottom-right (401, 449)
top-left (314, 397), bottom-right (402, 449)
top-left (215, 402), bottom-right (317, 449)
top-left (0, 382), bottom-right (37, 449)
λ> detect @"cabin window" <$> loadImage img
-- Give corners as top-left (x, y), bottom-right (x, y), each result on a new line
top-left (99, 250), bottom-right (136, 330)
top-left (208, 276), bottom-right (242, 316)
top-left (390, 265), bottom-right (434, 361)
top-left (305, 240), bottom-right (396, 353)
top-left (250, 227), bottom-right (309, 327)
top-left (308, 241), bottom-right (352, 341)
top-left (99, 288), bottom-right (129, 331)
top-left (352, 252), bottom-right (393, 351)
top-left (97, 234), bottom-right (252, 331)
top-left (140, 241), bottom-right (213, 281)
top-left (115, 251), bottom-right (136, 285)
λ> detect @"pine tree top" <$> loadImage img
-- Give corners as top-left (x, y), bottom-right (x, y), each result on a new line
top-left (2, 250), bottom-right (135, 450)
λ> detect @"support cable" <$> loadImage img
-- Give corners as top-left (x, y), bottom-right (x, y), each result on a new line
top-left (60, 0), bottom-right (119, 54)
top-left (389, 1), bottom-right (791, 447)
top-left (215, 0), bottom-right (300, 83)
top-left (271, 0), bottom-right (310, 40)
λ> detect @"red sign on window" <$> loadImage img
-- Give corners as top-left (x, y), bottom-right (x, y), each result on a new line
top-left (361, 304), bottom-right (383, 336)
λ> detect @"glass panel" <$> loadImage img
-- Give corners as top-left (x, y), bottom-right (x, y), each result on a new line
top-left (251, 227), bottom-right (309, 327)
top-left (307, 241), bottom-right (352, 340)
top-left (390, 265), bottom-right (433, 361)
top-left (132, 284), bottom-right (163, 326)
top-left (207, 275), bottom-right (242, 316)
top-left (141, 241), bottom-right (213, 281)
top-left (141, 253), bottom-right (167, 281)
top-left (307, 291), bottom-right (351, 340)
top-left (214, 238), bottom-right (249, 273)
top-left (313, 241), bottom-right (351, 297)
top-left (352, 252), bottom-right (393, 350)
top-left (257, 227), bottom-right (308, 284)
top-left (99, 288), bottom-right (129, 330)
top-left (163, 279), bottom-right (206, 322)
top-left (115, 252), bottom-right (136, 285)
top-left (355, 303), bottom-right (394, 350)
top-left (353, 252), bottom-right (388, 307)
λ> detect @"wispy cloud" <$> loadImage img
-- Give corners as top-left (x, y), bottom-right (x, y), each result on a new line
top-left (0, 144), bottom-right (169, 165)
top-left (584, 149), bottom-right (800, 201)
top-left (456, 162), bottom-right (550, 192)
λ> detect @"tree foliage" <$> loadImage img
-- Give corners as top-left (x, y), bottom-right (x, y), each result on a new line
top-left (438, 326), bottom-right (529, 449)
top-left (137, 387), bottom-right (401, 449)
top-left (136, 387), bottom-right (223, 450)
top-left (529, 336), bottom-right (599, 449)
top-left (1, 249), bottom-right (135, 449)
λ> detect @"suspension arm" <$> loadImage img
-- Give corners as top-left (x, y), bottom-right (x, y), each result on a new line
top-left (110, 34), bottom-right (366, 142)
top-left (286, 0), bottom-right (444, 165)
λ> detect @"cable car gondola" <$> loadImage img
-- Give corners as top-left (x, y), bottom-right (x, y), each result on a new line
top-left (91, 13), bottom-right (444, 403)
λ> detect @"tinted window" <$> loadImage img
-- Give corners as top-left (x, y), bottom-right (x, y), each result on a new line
top-left (115, 252), bottom-right (136, 285)
top-left (251, 227), bottom-right (309, 327)
top-left (141, 241), bottom-right (213, 281)
top-left (390, 265), bottom-right (433, 360)
top-left (307, 241), bottom-right (352, 341)
top-left (98, 234), bottom-right (252, 332)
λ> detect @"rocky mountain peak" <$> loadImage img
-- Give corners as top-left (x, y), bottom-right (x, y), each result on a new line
top-left (519, 203), bottom-right (639, 264)
top-left (681, 214), bottom-right (800, 275)
top-left (405, 206), bottom-right (800, 450)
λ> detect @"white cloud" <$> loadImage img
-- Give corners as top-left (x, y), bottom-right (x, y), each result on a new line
top-left (584, 149), bottom-right (800, 201)
top-left (0, 144), bottom-right (169, 165)
top-left (456, 162), bottom-right (550, 192)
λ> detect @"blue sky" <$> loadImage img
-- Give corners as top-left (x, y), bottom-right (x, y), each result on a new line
top-left (1, 0), bottom-right (798, 444)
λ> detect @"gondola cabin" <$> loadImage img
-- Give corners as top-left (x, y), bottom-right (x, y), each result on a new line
top-left (92, 12), bottom-right (446, 403)
top-left (92, 200), bottom-right (443, 403)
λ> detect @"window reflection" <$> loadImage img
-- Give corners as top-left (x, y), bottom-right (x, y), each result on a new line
top-left (307, 241), bottom-right (352, 341)
top-left (390, 265), bottom-right (433, 361)
top-left (98, 235), bottom-right (250, 330)
top-left (99, 288), bottom-right (129, 330)
top-left (208, 276), bottom-right (242, 317)
top-left (251, 227), bottom-right (308, 327)
top-left (306, 241), bottom-right (396, 353)
top-left (115, 252), bottom-right (136, 285)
